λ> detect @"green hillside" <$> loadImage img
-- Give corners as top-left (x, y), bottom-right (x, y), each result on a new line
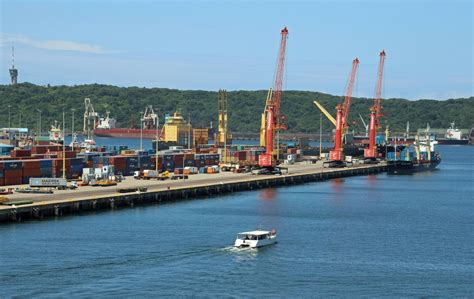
top-left (1, 83), bottom-right (472, 134)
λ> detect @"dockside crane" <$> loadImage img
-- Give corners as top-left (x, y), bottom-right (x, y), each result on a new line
top-left (216, 89), bottom-right (231, 148)
top-left (327, 58), bottom-right (359, 164)
top-left (258, 27), bottom-right (289, 168)
top-left (83, 98), bottom-right (99, 142)
top-left (364, 50), bottom-right (386, 160)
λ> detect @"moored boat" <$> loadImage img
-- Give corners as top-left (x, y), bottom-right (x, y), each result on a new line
top-left (386, 134), bottom-right (441, 174)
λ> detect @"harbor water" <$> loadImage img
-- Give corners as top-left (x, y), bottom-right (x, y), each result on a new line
top-left (0, 145), bottom-right (472, 297)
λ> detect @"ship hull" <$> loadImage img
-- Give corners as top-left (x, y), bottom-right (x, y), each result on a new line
top-left (387, 158), bottom-right (441, 175)
top-left (94, 129), bottom-right (160, 139)
top-left (436, 139), bottom-right (469, 145)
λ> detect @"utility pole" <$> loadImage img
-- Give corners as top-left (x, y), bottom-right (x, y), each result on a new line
top-left (188, 113), bottom-right (191, 150)
top-left (8, 105), bottom-right (11, 129)
top-left (140, 111), bottom-right (144, 151)
top-left (71, 108), bottom-right (75, 151)
top-left (319, 113), bottom-right (322, 157)
top-left (37, 109), bottom-right (42, 143)
top-left (155, 115), bottom-right (159, 172)
top-left (62, 107), bottom-right (66, 179)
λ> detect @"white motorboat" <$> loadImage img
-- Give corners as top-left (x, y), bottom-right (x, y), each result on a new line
top-left (234, 230), bottom-right (277, 248)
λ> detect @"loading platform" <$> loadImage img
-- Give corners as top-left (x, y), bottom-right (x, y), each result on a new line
top-left (0, 163), bottom-right (386, 223)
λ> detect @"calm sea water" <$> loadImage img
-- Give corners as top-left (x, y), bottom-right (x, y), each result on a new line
top-left (1, 145), bottom-right (473, 297)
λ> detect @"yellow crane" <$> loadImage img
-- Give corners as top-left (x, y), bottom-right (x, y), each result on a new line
top-left (313, 100), bottom-right (336, 126)
top-left (259, 88), bottom-right (273, 147)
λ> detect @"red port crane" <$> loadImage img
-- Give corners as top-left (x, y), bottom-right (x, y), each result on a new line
top-left (364, 50), bottom-right (386, 159)
top-left (328, 58), bottom-right (359, 162)
top-left (259, 27), bottom-right (289, 168)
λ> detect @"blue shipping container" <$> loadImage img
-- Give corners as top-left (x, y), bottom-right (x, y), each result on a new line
top-left (3, 160), bottom-right (22, 170)
top-left (39, 159), bottom-right (53, 168)
top-left (40, 167), bottom-right (52, 177)
top-left (163, 161), bottom-right (175, 171)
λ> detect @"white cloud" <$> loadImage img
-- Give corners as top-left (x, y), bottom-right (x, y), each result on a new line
top-left (0, 35), bottom-right (108, 54)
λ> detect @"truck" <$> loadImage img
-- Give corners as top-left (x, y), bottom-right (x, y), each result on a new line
top-left (133, 170), bottom-right (170, 180)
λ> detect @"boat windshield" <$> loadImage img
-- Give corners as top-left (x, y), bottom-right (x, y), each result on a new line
top-left (237, 234), bottom-right (268, 240)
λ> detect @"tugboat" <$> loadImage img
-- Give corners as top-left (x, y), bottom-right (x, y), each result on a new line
top-left (386, 133), bottom-right (441, 174)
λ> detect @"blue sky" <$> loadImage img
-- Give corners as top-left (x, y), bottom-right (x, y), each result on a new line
top-left (0, 0), bottom-right (472, 100)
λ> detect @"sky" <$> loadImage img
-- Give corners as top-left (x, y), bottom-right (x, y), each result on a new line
top-left (0, 0), bottom-right (472, 100)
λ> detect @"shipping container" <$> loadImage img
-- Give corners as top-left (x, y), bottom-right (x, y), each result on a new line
top-left (2, 160), bottom-right (22, 170)
top-left (174, 168), bottom-right (184, 175)
top-left (163, 161), bottom-right (175, 171)
top-left (11, 149), bottom-right (32, 157)
top-left (184, 166), bottom-right (198, 174)
top-left (40, 159), bottom-right (53, 168)
top-left (22, 160), bottom-right (41, 169)
top-left (5, 176), bottom-right (22, 185)
top-left (30, 177), bottom-right (67, 187)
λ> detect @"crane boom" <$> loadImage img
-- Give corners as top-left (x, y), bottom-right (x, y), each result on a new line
top-left (365, 50), bottom-right (386, 159)
top-left (341, 58), bottom-right (359, 134)
top-left (374, 50), bottom-right (385, 128)
top-left (313, 101), bottom-right (336, 126)
top-left (272, 27), bottom-right (289, 129)
top-left (259, 27), bottom-right (289, 168)
top-left (327, 57), bottom-right (359, 163)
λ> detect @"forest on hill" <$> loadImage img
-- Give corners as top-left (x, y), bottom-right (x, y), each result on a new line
top-left (1, 83), bottom-right (472, 134)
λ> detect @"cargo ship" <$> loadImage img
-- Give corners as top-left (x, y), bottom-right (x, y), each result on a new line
top-left (436, 122), bottom-right (469, 145)
top-left (386, 134), bottom-right (441, 174)
top-left (93, 110), bottom-right (161, 139)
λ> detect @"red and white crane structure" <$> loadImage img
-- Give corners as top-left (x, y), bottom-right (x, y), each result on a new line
top-left (364, 50), bottom-right (386, 159)
top-left (328, 58), bottom-right (359, 162)
top-left (259, 27), bottom-right (289, 168)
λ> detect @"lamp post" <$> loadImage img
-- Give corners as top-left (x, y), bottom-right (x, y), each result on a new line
top-left (71, 108), bottom-right (75, 151)
top-left (62, 107), bottom-right (66, 179)
top-left (140, 111), bottom-right (144, 151)
top-left (37, 109), bottom-right (42, 135)
top-left (8, 105), bottom-right (11, 129)
top-left (155, 115), bottom-right (159, 172)
top-left (319, 113), bottom-right (322, 157)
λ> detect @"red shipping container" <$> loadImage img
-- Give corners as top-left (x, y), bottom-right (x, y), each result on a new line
top-left (23, 167), bottom-right (41, 177)
top-left (22, 160), bottom-right (41, 169)
top-left (4, 169), bottom-right (22, 178)
top-left (11, 149), bottom-right (32, 157)
top-left (0, 178), bottom-right (4, 186)
top-left (5, 177), bottom-right (22, 186)
top-left (172, 154), bottom-right (185, 164)
top-left (184, 153), bottom-right (194, 160)
top-left (31, 146), bottom-right (48, 155)
top-left (52, 158), bottom-right (72, 168)
top-left (56, 151), bottom-right (77, 159)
